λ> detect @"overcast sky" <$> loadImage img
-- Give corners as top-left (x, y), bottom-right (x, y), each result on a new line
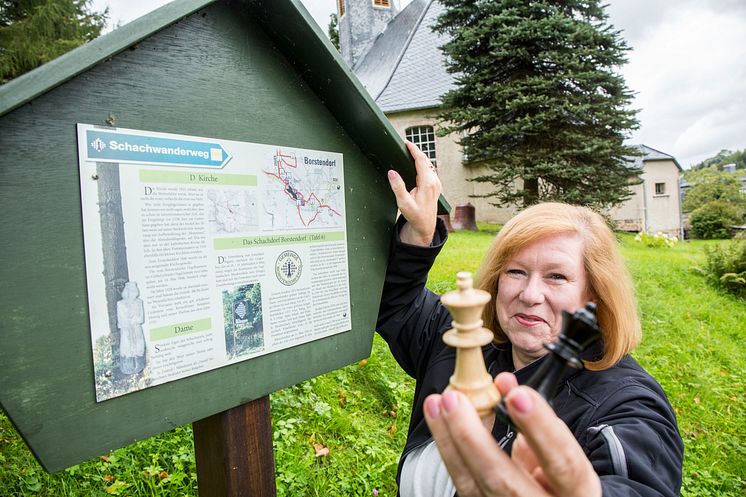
top-left (90, 0), bottom-right (746, 169)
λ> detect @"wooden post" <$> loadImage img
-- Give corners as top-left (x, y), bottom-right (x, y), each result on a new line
top-left (193, 396), bottom-right (276, 497)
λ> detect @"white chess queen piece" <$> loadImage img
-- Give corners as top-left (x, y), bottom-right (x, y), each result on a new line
top-left (117, 281), bottom-right (146, 375)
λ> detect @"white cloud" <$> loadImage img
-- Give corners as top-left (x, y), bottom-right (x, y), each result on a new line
top-left (93, 0), bottom-right (375, 32)
top-left (610, 1), bottom-right (746, 167)
top-left (674, 100), bottom-right (746, 164)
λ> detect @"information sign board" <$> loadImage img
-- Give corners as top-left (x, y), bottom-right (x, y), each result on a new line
top-left (0, 0), bottom-right (447, 472)
top-left (78, 124), bottom-right (351, 401)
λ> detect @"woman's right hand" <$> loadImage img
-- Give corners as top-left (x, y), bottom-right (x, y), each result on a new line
top-left (424, 373), bottom-right (601, 497)
top-left (387, 140), bottom-right (442, 246)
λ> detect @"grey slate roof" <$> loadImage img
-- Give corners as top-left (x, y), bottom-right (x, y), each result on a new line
top-left (628, 144), bottom-right (683, 171)
top-left (353, 0), bottom-right (455, 113)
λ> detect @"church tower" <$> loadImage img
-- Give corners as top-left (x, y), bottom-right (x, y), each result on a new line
top-left (338, 0), bottom-right (398, 68)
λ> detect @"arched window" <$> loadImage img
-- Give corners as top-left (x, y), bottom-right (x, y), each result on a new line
top-left (405, 125), bottom-right (437, 167)
top-left (338, 0), bottom-right (345, 17)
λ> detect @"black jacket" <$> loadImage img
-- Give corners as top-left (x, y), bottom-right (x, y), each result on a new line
top-left (376, 219), bottom-right (683, 497)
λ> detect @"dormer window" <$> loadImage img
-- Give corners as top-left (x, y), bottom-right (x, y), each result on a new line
top-left (338, 0), bottom-right (345, 17)
top-left (373, 0), bottom-right (391, 7)
top-left (406, 126), bottom-right (437, 167)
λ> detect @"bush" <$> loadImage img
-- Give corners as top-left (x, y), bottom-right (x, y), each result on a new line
top-left (634, 231), bottom-right (678, 248)
top-left (702, 240), bottom-right (746, 298)
top-left (689, 200), bottom-right (742, 239)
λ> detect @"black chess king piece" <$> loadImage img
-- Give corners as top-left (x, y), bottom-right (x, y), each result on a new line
top-left (495, 302), bottom-right (602, 424)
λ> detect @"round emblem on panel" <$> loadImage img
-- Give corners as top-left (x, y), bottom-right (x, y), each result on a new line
top-left (275, 250), bottom-right (302, 286)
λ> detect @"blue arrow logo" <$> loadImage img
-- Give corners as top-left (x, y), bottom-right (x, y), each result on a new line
top-left (86, 129), bottom-right (231, 168)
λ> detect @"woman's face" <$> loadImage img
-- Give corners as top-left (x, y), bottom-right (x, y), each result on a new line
top-left (496, 233), bottom-right (590, 369)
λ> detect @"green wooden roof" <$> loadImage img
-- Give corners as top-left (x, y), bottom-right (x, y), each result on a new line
top-left (0, 0), bottom-right (449, 212)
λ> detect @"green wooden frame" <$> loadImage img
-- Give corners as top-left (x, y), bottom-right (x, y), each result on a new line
top-left (0, 0), bottom-right (448, 472)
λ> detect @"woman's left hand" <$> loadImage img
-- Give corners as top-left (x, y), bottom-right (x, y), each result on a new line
top-left (387, 140), bottom-right (441, 246)
top-left (424, 373), bottom-right (601, 497)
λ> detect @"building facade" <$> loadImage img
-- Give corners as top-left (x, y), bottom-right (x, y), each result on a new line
top-left (607, 146), bottom-right (683, 237)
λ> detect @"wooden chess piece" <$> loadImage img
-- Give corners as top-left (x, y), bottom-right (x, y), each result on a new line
top-left (441, 272), bottom-right (500, 418)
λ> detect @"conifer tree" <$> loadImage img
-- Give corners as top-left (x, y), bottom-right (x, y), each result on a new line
top-left (434, 0), bottom-right (639, 208)
top-left (328, 13), bottom-right (340, 51)
top-left (0, 0), bottom-right (107, 83)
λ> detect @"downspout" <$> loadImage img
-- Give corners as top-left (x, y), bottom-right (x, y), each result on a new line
top-left (677, 175), bottom-right (684, 239)
top-left (641, 178), bottom-right (648, 232)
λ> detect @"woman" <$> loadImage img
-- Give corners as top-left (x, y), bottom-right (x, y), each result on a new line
top-left (377, 142), bottom-right (683, 497)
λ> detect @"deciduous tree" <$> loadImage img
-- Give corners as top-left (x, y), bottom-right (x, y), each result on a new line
top-left (328, 13), bottom-right (340, 51)
top-left (682, 167), bottom-right (746, 214)
top-left (691, 148), bottom-right (746, 171)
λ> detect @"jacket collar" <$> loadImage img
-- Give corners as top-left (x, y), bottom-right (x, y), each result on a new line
top-left (487, 339), bottom-right (605, 386)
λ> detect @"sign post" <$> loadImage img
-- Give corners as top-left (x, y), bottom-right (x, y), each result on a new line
top-left (193, 397), bottom-right (276, 497)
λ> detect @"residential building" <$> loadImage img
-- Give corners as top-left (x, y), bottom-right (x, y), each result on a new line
top-left (608, 145), bottom-right (683, 237)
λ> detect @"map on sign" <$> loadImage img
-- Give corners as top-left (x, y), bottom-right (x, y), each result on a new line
top-left (207, 190), bottom-right (259, 234)
top-left (262, 149), bottom-right (344, 230)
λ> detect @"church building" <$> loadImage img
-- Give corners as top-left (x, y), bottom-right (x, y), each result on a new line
top-left (338, 0), bottom-right (682, 235)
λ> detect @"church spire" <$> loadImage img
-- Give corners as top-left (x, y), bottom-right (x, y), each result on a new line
top-left (338, 0), bottom-right (398, 67)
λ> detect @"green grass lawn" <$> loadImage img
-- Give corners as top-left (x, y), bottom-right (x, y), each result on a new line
top-left (1, 228), bottom-right (744, 496)
top-left (621, 237), bottom-right (745, 496)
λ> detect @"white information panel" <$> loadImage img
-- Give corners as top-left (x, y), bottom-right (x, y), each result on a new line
top-left (77, 124), bottom-right (350, 401)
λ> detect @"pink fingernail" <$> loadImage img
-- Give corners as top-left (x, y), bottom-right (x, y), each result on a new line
top-left (388, 170), bottom-right (397, 179)
top-left (425, 396), bottom-right (441, 419)
top-left (442, 391), bottom-right (459, 413)
top-left (510, 389), bottom-right (533, 415)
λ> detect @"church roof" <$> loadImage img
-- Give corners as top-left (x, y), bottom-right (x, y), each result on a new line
top-left (353, 0), bottom-right (454, 113)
